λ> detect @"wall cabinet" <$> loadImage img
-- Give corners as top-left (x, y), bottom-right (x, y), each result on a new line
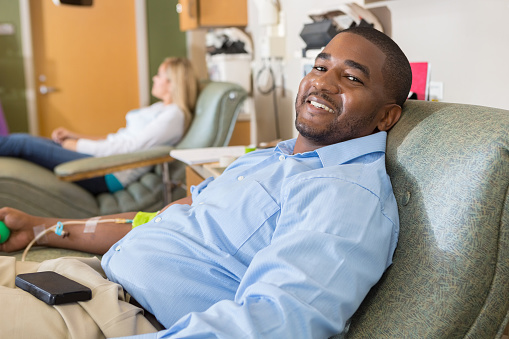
top-left (177, 0), bottom-right (248, 31)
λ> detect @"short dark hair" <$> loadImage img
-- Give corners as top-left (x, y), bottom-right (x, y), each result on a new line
top-left (338, 27), bottom-right (412, 107)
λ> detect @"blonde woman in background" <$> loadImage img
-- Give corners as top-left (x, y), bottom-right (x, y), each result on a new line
top-left (0, 57), bottom-right (199, 194)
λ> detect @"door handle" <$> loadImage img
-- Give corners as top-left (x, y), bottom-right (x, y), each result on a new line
top-left (176, 0), bottom-right (196, 18)
top-left (39, 85), bottom-right (58, 95)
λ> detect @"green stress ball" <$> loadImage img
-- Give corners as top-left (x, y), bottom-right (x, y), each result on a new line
top-left (0, 220), bottom-right (10, 244)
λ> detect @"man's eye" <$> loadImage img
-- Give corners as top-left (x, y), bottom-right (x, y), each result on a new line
top-left (313, 66), bottom-right (326, 72)
top-left (346, 75), bottom-right (362, 83)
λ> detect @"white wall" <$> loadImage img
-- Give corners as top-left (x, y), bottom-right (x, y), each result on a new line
top-left (387, 0), bottom-right (509, 110)
top-left (246, 0), bottom-right (509, 141)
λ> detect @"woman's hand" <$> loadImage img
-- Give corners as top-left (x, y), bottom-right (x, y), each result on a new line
top-left (51, 127), bottom-right (77, 144)
top-left (0, 207), bottom-right (45, 253)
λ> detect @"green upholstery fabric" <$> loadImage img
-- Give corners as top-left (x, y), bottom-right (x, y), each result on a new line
top-left (176, 81), bottom-right (246, 149)
top-left (0, 81), bottom-right (247, 218)
top-left (0, 157), bottom-right (100, 218)
top-left (338, 100), bottom-right (509, 338)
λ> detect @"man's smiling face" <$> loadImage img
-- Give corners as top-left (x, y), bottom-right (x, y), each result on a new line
top-left (295, 32), bottom-right (393, 148)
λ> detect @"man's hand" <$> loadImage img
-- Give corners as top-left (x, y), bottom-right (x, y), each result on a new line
top-left (0, 207), bottom-right (44, 253)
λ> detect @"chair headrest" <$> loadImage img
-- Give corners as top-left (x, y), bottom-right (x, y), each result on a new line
top-left (344, 100), bottom-right (509, 338)
top-left (176, 81), bottom-right (247, 149)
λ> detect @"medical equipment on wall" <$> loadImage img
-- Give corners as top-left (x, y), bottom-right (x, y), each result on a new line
top-left (205, 28), bottom-right (257, 145)
top-left (252, 0), bottom-right (285, 140)
top-left (253, 0), bottom-right (285, 59)
top-left (206, 28), bottom-right (253, 93)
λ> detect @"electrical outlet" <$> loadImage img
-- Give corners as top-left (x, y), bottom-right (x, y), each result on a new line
top-left (0, 23), bottom-right (15, 35)
top-left (429, 81), bottom-right (443, 101)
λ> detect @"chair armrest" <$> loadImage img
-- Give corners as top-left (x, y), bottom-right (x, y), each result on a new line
top-left (54, 146), bottom-right (175, 182)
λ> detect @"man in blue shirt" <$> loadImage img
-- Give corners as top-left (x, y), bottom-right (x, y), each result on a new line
top-left (0, 27), bottom-right (412, 338)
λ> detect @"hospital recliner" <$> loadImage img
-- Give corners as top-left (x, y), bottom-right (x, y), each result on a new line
top-left (0, 81), bottom-right (247, 219)
top-left (337, 100), bottom-right (509, 338)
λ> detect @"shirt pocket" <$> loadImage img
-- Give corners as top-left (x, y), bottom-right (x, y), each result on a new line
top-left (195, 179), bottom-right (280, 254)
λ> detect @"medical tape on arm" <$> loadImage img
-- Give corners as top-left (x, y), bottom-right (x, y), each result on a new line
top-left (84, 217), bottom-right (100, 233)
top-left (33, 224), bottom-right (48, 245)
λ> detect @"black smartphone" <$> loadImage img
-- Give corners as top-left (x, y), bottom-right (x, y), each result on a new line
top-left (15, 271), bottom-right (92, 305)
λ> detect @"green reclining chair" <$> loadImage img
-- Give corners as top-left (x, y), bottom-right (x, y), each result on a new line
top-left (336, 100), bottom-right (509, 338)
top-left (0, 81), bottom-right (247, 219)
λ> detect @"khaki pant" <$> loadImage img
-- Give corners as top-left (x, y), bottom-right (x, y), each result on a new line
top-left (0, 256), bottom-right (158, 338)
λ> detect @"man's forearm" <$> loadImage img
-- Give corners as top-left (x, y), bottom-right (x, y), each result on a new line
top-left (42, 196), bottom-right (193, 254)
top-left (39, 212), bottom-right (137, 255)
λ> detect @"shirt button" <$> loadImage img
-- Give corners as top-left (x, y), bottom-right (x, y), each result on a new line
top-left (115, 245), bottom-right (121, 251)
top-left (279, 155), bottom-right (285, 161)
top-left (154, 217), bottom-right (162, 223)
top-left (237, 176), bottom-right (244, 181)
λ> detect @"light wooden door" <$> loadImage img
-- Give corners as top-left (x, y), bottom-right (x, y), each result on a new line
top-left (30, 0), bottom-right (140, 137)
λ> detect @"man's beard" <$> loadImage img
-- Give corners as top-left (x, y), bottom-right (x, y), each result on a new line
top-left (295, 116), bottom-right (340, 145)
top-left (294, 92), bottom-right (343, 145)
top-left (294, 92), bottom-right (379, 145)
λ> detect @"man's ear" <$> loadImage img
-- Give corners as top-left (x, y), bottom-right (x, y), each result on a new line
top-left (377, 104), bottom-right (402, 131)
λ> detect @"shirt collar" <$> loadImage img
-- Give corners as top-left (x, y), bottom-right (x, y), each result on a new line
top-left (274, 132), bottom-right (387, 167)
top-left (275, 139), bottom-right (296, 155)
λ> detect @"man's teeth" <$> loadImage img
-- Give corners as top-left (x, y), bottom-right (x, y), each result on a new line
top-left (310, 100), bottom-right (334, 113)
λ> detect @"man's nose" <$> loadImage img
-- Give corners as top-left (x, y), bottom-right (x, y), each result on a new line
top-left (312, 72), bottom-right (340, 94)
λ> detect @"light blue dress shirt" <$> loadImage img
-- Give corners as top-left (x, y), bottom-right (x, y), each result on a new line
top-left (102, 131), bottom-right (399, 339)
